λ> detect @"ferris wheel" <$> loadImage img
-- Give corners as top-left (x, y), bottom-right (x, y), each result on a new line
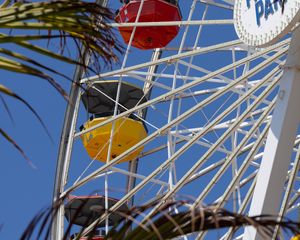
top-left (51, 0), bottom-right (300, 239)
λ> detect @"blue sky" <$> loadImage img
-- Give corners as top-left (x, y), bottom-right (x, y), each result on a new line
top-left (0, 1), bottom-right (242, 239)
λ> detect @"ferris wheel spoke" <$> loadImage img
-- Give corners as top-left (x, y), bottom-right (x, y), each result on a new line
top-left (169, 134), bottom-right (232, 154)
top-left (168, 129), bottom-right (266, 157)
top-left (66, 78), bottom-right (274, 230)
top-left (177, 59), bottom-right (233, 83)
top-left (110, 19), bottom-right (234, 28)
top-left (197, 176), bottom-right (258, 240)
top-left (216, 125), bottom-right (270, 208)
top-left (75, 49), bottom-right (286, 141)
top-left (125, 49), bottom-right (164, 208)
top-left (109, 167), bottom-right (169, 187)
top-left (225, 152), bottom-right (300, 239)
top-left (218, 179), bottom-right (258, 240)
top-left (201, 0), bottom-right (234, 9)
top-left (287, 184), bottom-right (300, 209)
top-left (126, 71), bottom-right (237, 84)
top-left (186, 154), bottom-right (257, 188)
top-left (272, 145), bottom-right (300, 238)
top-left (163, 44), bottom-right (250, 53)
top-left (69, 95), bottom-right (270, 199)
top-left (139, 70), bottom-right (280, 224)
top-left (90, 85), bottom-right (160, 131)
top-left (114, 73), bottom-right (173, 91)
top-left (163, 61), bottom-right (280, 148)
top-left (219, 0), bottom-right (235, 6)
top-left (192, 102), bottom-right (274, 208)
top-left (169, 109), bottom-right (270, 134)
top-left (65, 48), bottom-right (284, 197)
top-left (80, 39), bottom-right (243, 82)
top-left (51, 1), bottom-right (300, 238)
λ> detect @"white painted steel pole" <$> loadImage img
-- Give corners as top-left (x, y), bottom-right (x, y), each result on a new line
top-left (126, 48), bottom-right (162, 208)
top-left (51, 1), bottom-right (108, 239)
top-left (243, 27), bottom-right (300, 240)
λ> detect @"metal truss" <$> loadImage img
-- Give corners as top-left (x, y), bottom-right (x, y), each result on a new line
top-left (52, 0), bottom-right (300, 239)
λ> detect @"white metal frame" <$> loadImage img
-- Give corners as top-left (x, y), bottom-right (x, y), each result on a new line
top-left (244, 26), bottom-right (300, 240)
top-left (51, 0), bottom-right (300, 239)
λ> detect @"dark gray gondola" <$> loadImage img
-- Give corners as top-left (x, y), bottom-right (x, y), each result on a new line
top-left (82, 81), bottom-right (147, 117)
top-left (65, 196), bottom-right (129, 228)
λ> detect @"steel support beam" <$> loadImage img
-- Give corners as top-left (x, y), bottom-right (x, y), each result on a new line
top-left (51, 48), bottom-right (87, 240)
top-left (126, 49), bottom-right (162, 207)
top-left (108, 19), bottom-right (233, 28)
top-left (51, 1), bottom-right (108, 239)
top-left (243, 27), bottom-right (300, 240)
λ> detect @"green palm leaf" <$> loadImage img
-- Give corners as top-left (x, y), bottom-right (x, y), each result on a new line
top-left (0, 0), bottom-right (121, 160)
top-left (0, 84), bottom-right (53, 142)
top-left (0, 47), bottom-right (72, 81)
top-left (0, 34), bottom-right (93, 67)
top-left (0, 0), bottom-right (122, 66)
top-left (21, 199), bottom-right (300, 239)
top-left (0, 128), bottom-right (35, 168)
top-left (0, 56), bottom-right (68, 99)
top-left (0, 93), bottom-right (15, 125)
top-left (0, 0), bottom-right (121, 93)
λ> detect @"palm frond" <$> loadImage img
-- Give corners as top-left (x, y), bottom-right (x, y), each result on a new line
top-left (0, 0), bottom-right (10, 9)
top-left (0, 56), bottom-right (68, 99)
top-left (107, 201), bottom-right (300, 240)
top-left (0, 127), bottom-right (35, 168)
top-left (0, 47), bottom-right (73, 81)
top-left (0, 0), bottom-right (122, 164)
top-left (0, 93), bottom-right (15, 125)
top-left (0, 0), bottom-right (122, 67)
top-left (0, 84), bottom-right (53, 142)
top-left (0, 0), bottom-right (122, 100)
top-left (21, 198), bottom-right (300, 240)
top-left (0, 34), bottom-right (96, 69)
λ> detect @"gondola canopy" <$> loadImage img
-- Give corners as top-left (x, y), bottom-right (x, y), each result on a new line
top-left (82, 81), bottom-right (147, 115)
top-left (65, 195), bottom-right (129, 228)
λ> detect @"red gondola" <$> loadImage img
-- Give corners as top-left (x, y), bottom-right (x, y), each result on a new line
top-left (115, 0), bottom-right (181, 50)
top-left (78, 237), bottom-right (103, 240)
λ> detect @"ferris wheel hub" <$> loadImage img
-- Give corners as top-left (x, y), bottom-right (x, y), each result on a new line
top-left (234, 0), bottom-right (300, 47)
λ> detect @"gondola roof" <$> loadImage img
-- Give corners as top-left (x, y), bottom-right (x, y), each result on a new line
top-left (65, 195), bottom-right (129, 228)
top-left (82, 81), bottom-right (147, 115)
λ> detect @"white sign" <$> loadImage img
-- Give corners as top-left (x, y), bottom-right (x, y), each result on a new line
top-left (234, 0), bottom-right (300, 47)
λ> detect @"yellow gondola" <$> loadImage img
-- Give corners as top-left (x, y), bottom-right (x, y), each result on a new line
top-left (291, 235), bottom-right (300, 240)
top-left (80, 81), bottom-right (148, 163)
top-left (81, 116), bottom-right (147, 162)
